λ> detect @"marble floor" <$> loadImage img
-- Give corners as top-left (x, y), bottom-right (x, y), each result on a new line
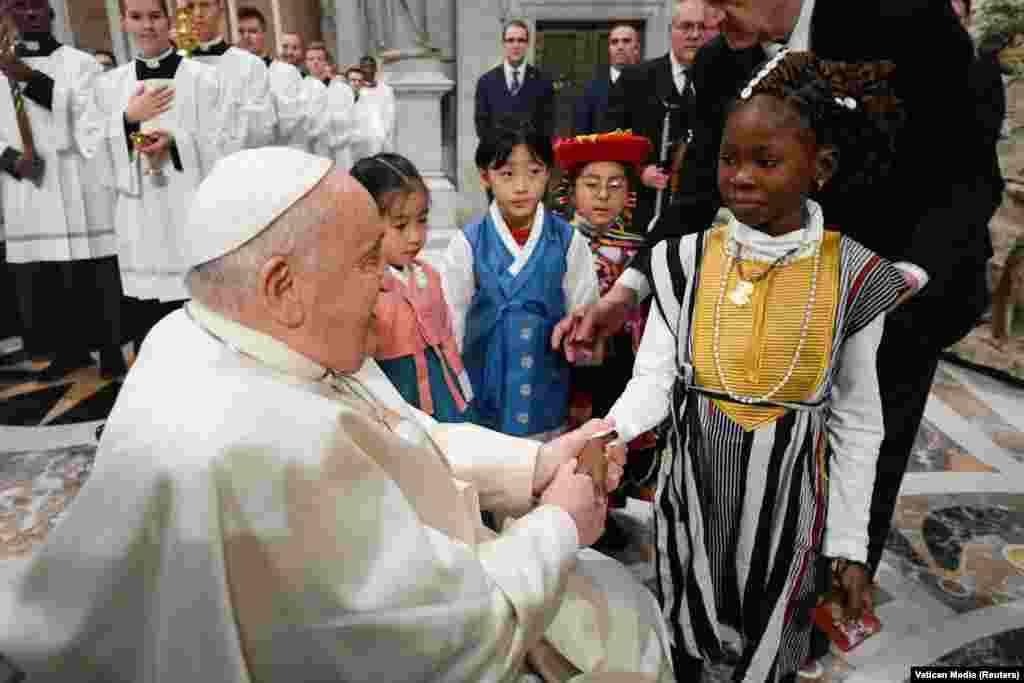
top-left (2, 337), bottom-right (1023, 681)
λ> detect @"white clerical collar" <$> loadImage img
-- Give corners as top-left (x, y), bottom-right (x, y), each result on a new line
top-left (138, 46), bottom-right (175, 69)
top-left (19, 40), bottom-right (40, 51)
top-left (199, 36), bottom-right (226, 50)
top-left (764, 0), bottom-right (815, 55)
top-left (610, 66), bottom-right (621, 83)
top-left (186, 299), bottom-right (331, 383)
top-left (723, 198), bottom-right (824, 262)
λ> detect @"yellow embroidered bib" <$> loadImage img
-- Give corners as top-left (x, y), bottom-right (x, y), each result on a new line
top-left (691, 227), bottom-right (841, 431)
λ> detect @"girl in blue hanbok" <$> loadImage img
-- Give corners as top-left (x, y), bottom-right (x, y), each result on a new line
top-left (442, 124), bottom-right (599, 441)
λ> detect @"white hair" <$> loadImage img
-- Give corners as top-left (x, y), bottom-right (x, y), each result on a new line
top-left (185, 188), bottom-right (332, 308)
top-left (672, 0), bottom-right (705, 24)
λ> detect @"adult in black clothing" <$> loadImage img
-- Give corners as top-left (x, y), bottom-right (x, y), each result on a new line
top-left (601, 0), bottom-right (715, 234)
top-left (473, 20), bottom-right (555, 142)
top-left (554, 0), bottom-right (1000, 674)
top-left (574, 23), bottom-right (641, 135)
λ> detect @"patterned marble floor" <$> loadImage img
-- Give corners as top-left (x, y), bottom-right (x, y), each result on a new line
top-left (2, 334), bottom-right (1023, 681)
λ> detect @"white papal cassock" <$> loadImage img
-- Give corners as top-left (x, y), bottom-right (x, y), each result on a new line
top-left (0, 44), bottom-right (116, 264)
top-left (0, 301), bottom-right (671, 682)
top-left (76, 52), bottom-right (232, 302)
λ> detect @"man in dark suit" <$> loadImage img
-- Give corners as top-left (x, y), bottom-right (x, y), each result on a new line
top-left (600, 0), bottom-right (716, 234)
top-left (557, 4), bottom-right (999, 662)
top-left (574, 23), bottom-right (641, 134)
top-left (474, 20), bottom-right (555, 141)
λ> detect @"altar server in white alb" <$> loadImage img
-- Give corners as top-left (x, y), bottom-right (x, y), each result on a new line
top-left (298, 41), bottom-right (358, 167)
top-left (0, 147), bottom-right (672, 682)
top-left (187, 0), bottom-right (274, 149)
top-left (235, 6), bottom-right (306, 147)
top-left (349, 54), bottom-right (396, 160)
top-left (77, 0), bottom-right (230, 343)
top-left (0, 0), bottom-right (126, 378)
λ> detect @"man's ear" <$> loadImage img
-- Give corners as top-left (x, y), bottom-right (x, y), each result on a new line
top-left (815, 145), bottom-right (839, 190)
top-left (259, 255), bottom-right (304, 328)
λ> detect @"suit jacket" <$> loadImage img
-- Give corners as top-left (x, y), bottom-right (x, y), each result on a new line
top-left (474, 63), bottom-right (555, 140)
top-left (660, 0), bottom-right (999, 349)
top-left (603, 54), bottom-right (696, 233)
top-left (574, 70), bottom-right (611, 134)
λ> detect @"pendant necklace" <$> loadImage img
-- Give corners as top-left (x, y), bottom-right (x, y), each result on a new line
top-left (728, 243), bottom-right (802, 306)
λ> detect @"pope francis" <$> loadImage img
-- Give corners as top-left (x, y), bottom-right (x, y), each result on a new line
top-left (0, 148), bottom-right (671, 682)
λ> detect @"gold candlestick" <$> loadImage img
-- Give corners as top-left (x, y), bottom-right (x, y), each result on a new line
top-left (174, 5), bottom-right (199, 57)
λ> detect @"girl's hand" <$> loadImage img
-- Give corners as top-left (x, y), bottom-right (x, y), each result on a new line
top-left (126, 83), bottom-right (174, 124)
top-left (834, 559), bottom-right (874, 623)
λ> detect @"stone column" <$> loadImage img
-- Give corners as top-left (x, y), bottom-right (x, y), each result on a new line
top-left (383, 2), bottom-right (458, 263)
top-left (333, 0), bottom-right (366, 67)
top-left (455, 0), bottom-right (504, 222)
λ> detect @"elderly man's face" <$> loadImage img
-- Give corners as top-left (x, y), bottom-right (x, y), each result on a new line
top-left (295, 176), bottom-right (385, 373)
top-left (703, 0), bottom-right (797, 49)
top-left (671, 1), bottom-right (713, 65)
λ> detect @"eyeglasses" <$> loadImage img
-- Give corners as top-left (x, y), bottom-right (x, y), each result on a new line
top-left (672, 21), bottom-right (708, 35)
top-left (578, 178), bottom-right (628, 196)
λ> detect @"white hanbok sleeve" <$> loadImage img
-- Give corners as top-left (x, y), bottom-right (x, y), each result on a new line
top-left (824, 314), bottom-right (886, 563)
top-left (563, 228), bottom-right (600, 313)
top-left (440, 230), bottom-right (475, 353)
top-left (607, 240), bottom-right (681, 443)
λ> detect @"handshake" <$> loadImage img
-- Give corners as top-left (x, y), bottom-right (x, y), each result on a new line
top-left (533, 420), bottom-right (626, 547)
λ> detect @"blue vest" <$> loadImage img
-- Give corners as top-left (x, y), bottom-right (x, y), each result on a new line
top-left (462, 212), bottom-right (573, 436)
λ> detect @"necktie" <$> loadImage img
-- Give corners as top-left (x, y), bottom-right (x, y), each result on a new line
top-left (511, 68), bottom-right (520, 95)
top-left (675, 68), bottom-right (686, 96)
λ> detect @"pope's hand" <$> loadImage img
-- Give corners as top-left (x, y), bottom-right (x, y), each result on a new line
top-left (533, 418), bottom-right (624, 496)
top-left (540, 458), bottom-right (608, 547)
top-left (136, 129), bottom-right (173, 168)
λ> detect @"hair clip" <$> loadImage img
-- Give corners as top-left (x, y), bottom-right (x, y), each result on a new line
top-left (740, 47), bottom-right (789, 99)
top-left (834, 96), bottom-right (857, 110)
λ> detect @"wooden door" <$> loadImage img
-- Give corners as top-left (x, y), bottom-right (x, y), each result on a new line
top-left (535, 24), bottom-right (610, 140)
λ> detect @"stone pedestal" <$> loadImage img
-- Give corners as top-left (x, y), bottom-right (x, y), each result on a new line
top-left (388, 57), bottom-right (459, 265)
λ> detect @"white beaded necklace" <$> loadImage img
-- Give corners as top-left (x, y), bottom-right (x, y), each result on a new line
top-left (711, 224), bottom-right (822, 405)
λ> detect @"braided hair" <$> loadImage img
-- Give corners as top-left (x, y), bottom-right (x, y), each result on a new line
top-left (730, 50), bottom-right (905, 198)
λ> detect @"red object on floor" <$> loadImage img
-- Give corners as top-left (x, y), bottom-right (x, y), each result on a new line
top-left (811, 601), bottom-right (881, 652)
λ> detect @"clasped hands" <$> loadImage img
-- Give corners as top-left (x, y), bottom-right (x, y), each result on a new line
top-left (533, 419), bottom-right (626, 547)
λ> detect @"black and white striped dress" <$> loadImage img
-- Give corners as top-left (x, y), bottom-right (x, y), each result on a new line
top-left (609, 207), bottom-right (906, 682)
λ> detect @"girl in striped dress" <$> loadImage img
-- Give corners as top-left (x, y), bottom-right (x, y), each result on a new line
top-left (607, 52), bottom-right (911, 682)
